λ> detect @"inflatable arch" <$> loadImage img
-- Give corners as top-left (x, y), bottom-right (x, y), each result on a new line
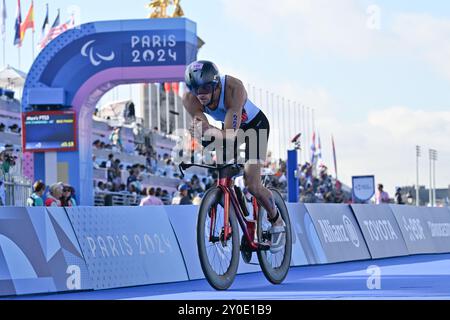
top-left (21, 18), bottom-right (198, 205)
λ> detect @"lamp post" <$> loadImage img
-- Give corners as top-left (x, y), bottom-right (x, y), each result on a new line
top-left (429, 149), bottom-right (437, 206)
top-left (431, 149), bottom-right (438, 206)
top-left (416, 145), bottom-right (421, 206)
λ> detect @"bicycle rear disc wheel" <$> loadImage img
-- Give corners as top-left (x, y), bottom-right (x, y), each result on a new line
top-left (197, 187), bottom-right (240, 290)
top-left (256, 188), bottom-right (292, 284)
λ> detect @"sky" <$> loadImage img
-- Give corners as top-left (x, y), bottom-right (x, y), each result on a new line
top-left (1, 0), bottom-right (449, 195)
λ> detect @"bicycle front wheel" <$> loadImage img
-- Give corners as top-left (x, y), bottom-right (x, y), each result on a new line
top-left (197, 187), bottom-right (240, 290)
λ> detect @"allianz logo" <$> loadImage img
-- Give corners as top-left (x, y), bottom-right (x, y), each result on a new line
top-left (318, 215), bottom-right (360, 247)
top-left (363, 219), bottom-right (399, 241)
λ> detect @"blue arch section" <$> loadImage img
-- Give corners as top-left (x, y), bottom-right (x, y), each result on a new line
top-left (21, 18), bottom-right (198, 205)
top-left (22, 18), bottom-right (197, 110)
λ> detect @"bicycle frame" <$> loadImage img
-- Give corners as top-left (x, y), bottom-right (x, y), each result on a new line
top-left (213, 176), bottom-right (261, 251)
top-left (179, 162), bottom-right (268, 252)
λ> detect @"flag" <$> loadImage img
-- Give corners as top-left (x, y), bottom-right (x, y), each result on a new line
top-left (40, 9), bottom-right (66, 49)
top-left (317, 134), bottom-right (323, 165)
top-left (13, 0), bottom-right (21, 47)
top-left (332, 135), bottom-right (338, 179)
top-left (0, 0), bottom-right (6, 41)
top-left (40, 12), bottom-right (75, 49)
top-left (41, 3), bottom-right (49, 39)
top-left (310, 131), bottom-right (316, 164)
top-left (20, 0), bottom-right (34, 40)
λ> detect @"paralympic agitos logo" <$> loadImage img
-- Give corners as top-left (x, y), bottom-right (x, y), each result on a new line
top-left (81, 40), bottom-right (116, 66)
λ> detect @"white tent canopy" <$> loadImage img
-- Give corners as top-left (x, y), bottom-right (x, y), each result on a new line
top-left (0, 65), bottom-right (27, 89)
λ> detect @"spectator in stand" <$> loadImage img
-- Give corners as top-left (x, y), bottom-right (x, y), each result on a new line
top-left (201, 177), bottom-right (208, 191)
top-left (164, 159), bottom-right (176, 178)
top-left (9, 124), bottom-right (20, 134)
top-left (192, 192), bottom-right (204, 205)
top-left (395, 187), bottom-right (404, 205)
top-left (161, 190), bottom-right (171, 205)
top-left (112, 163), bottom-right (122, 191)
top-left (332, 180), bottom-right (347, 204)
top-left (106, 154), bottom-right (114, 168)
top-left (61, 185), bottom-right (77, 207)
top-left (118, 183), bottom-right (127, 193)
top-left (376, 184), bottom-right (390, 204)
top-left (27, 180), bottom-right (46, 207)
top-left (300, 180), bottom-right (316, 203)
top-left (155, 187), bottom-right (162, 198)
top-left (93, 140), bottom-right (102, 149)
top-left (106, 182), bottom-right (114, 192)
top-left (95, 181), bottom-right (105, 192)
top-left (45, 183), bottom-right (63, 207)
top-left (127, 167), bottom-right (139, 192)
top-left (93, 155), bottom-right (100, 169)
top-left (140, 187), bottom-right (164, 206)
top-left (190, 175), bottom-right (204, 194)
top-left (178, 184), bottom-right (192, 205)
top-left (109, 127), bottom-right (123, 152)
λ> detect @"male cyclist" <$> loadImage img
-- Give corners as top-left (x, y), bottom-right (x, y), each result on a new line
top-left (182, 60), bottom-right (285, 253)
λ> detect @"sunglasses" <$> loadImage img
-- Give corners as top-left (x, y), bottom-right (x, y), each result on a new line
top-left (192, 83), bottom-right (214, 96)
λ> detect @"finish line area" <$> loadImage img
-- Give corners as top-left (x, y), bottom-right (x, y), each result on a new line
top-left (4, 254), bottom-right (450, 300)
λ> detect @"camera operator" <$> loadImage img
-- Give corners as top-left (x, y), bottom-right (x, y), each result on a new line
top-left (0, 145), bottom-right (17, 176)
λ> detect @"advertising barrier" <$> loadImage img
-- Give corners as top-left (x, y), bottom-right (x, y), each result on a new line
top-left (425, 207), bottom-right (450, 253)
top-left (2, 204), bottom-right (450, 297)
top-left (286, 203), bottom-right (326, 265)
top-left (350, 204), bottom-right (409, 259)
top-left (304, 204), bottom-right (371, 263)
top-left (390, 205), bottom-right (437, 254)
top-left (65, 206), bottom-right (188, 290)
top-left (166, 205), bottom-right (261, 280)
top-left (0, 207), bottom-right (91, 296)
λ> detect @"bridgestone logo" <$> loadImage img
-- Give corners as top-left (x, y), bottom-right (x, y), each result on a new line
top-left (318, 216), bottom-right (360, 247)
top-left (427, 222), bottom-right (450, 238)
top-left (363, 220), bottom-right (399, 241)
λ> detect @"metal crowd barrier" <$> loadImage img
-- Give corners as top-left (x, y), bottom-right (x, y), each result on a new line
top-left (2, 176), bottom-right (32, 206)
top-left (94, 191), bottom-right (142, 206)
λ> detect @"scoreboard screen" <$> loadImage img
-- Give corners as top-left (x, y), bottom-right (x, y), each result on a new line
top-left (22, 110), bottom-right (77, 152)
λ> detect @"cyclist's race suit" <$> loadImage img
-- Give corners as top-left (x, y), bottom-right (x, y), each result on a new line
top-left (202, 75), bottom-right (270, 164)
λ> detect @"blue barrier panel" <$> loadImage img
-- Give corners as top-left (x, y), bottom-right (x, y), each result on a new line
top-left (350, 204), bottom-right (409, 259)
top-left (304, 204), bottom-right (371, 263)
top-left (165, 205), bottom-right (204, 280)
top-left (286, 203), bottom-right (326, 265)
top-left (0, 207), bottom-right (91, 296)
top-left (425, 207), bottom-right (450, 253)
top-left (65, 206), bottom-right (188, 290)
top-left (389, 205), bottom-right (437, 254)
top-left (166, 205), bottom-right (260, 280)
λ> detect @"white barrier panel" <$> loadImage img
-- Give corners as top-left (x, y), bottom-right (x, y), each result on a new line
top-left (389, 205), bottom-right (437, 254)
top-left (65, 206), bottom-right (189, 290)
top-left (0, 207), bottom-right (92, 296)
top-left (351, 204), bottom-right (409, 259)
top-left (286, 203), bottom-right (326, 265)
top-left (304, 204), bottom-right (371, 263)
top-left (166, 205), bottom-right (261, 281)
top-left (425, 207), bottom-right (450, 253)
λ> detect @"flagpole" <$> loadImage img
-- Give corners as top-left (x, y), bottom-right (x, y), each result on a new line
top-left (2, 39), bottom-right (4, 67)
top-left (32, 30), bottom-right (35, 61)
top-left (18, 47), bottom-right (20, 70)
